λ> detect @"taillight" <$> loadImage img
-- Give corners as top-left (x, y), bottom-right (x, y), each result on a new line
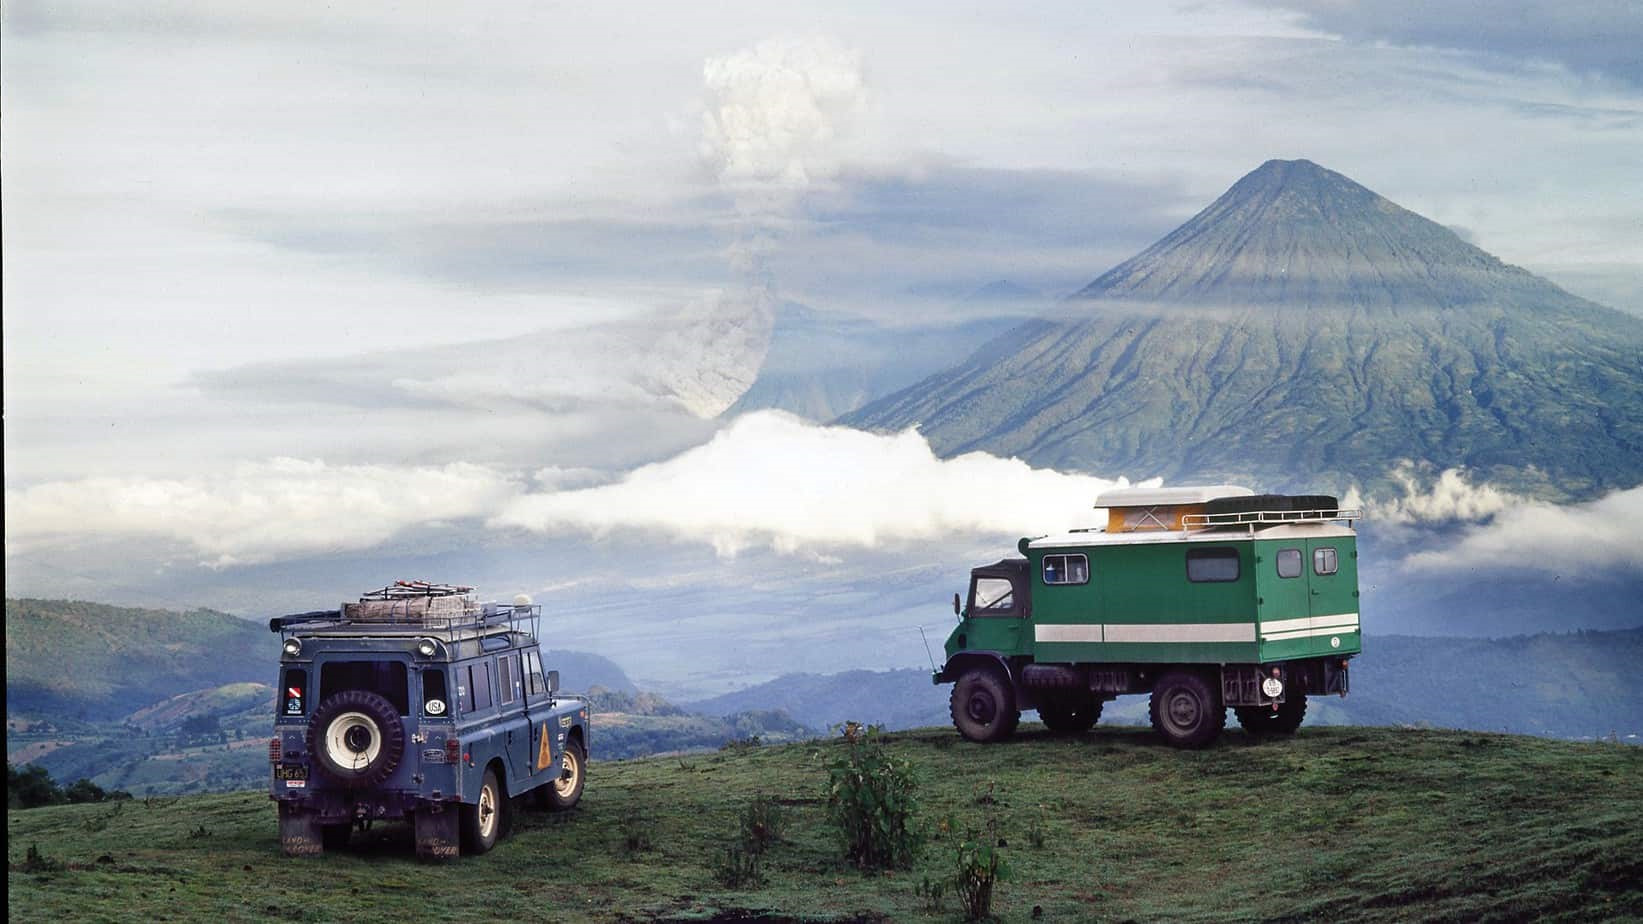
top-left (445, 738), bottom-right (460, 763)
top-left (268, 737), bottom-right (282, 764)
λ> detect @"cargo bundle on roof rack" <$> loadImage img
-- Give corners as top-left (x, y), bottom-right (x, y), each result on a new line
top-left (343, 581), bottom-right (478, 624)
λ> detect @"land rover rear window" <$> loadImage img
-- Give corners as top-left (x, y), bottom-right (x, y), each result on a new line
top-left (1042, 554), bottom-right (1089, 585)
top-left (1186, 547), bottom-right (1240, 583)
top-left (281, 668), bottom-right (307, 717)
top-left (320, 661), bottom-right (409, 714)
top-left (1276, 548), bottom-right (1303, 579)
top-left (972, 577), bottom-right (1015, 613)
top-left (1314, 546), bottom-right (1339, 575)
top-left (422, 669), bottom-right (449, 717)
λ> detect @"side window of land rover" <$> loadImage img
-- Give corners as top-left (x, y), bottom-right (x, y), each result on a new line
top-left (1042, 553), bottom-right (1089, 585)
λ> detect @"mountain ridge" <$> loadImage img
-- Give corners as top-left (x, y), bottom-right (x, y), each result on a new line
top-left (842, 159), bottom-right (1643, 496)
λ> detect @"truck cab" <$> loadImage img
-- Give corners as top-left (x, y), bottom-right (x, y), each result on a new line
top-left (268, 582), bottom-right (589, 860)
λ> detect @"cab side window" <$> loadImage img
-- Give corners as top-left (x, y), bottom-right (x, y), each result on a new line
top-left (971, 577), bottom-right (1015, 614)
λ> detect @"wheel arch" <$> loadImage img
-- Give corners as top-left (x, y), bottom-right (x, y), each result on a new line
top-left (937, 651), bottom-right (1015, 685)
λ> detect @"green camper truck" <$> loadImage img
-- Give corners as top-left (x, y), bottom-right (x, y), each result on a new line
top-left (935, 487), bottom-right (1359, 748)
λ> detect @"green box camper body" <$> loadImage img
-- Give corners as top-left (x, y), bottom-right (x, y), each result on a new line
top-left (935, 487), bottom-right (1359, 747)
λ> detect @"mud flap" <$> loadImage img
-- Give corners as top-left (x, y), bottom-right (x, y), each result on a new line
top-left (278, 802), bottom-right (323, 858)
top-left (415, 803), bottom-right (461, 862)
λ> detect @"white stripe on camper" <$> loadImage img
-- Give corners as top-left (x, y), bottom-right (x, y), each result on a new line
top-left (1034, 624), bottom-right (1104, 643)
top-left (1104, 623), bottom-right (1256, 643)
top-left (1035, 623), bottom-right (1257, 644)
top-left (1260, 613), bottom-right (1360, 642)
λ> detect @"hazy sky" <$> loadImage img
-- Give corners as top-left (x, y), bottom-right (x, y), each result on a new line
top-left (4, 1), bottom-right (1641, 651)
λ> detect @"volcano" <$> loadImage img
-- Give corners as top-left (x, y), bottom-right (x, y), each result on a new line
top-left (842, 160), bottom-right (1643, 497)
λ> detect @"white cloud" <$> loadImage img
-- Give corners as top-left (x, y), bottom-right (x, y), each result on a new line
top-left (4, 458), bottom-right (521, 567)
top-left (492, 410), bottom-right (1153, 556)
top-left (1405, 484), bottom-right (1643, 575)
top-left (1348, 463), bottom-right (1522, 524)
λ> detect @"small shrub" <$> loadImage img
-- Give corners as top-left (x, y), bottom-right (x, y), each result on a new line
top-left (24, 844), bottom-right (63, 873)
top-left (954, 832), bottom-right (1010, 920)
top-left (8, 764), bottom-right (65, 809)
top-left (739, 795), bottom-right (785, 854)
top-left (618, 808), bottom-right (655, 855)
top-left (915, 875), bottom-right (947, 912)
top-left (1026, 805), bottom-right (1048, 849)
top-left (189, 824), bottom-right (211, 840)
top-left (824, 722), bottom-right (922, 871)
top-left (714, 843), bottom-right (763, 888)
top-left (720, 735), bottom-right (763, 752)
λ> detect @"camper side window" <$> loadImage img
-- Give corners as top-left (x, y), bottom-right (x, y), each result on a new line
top-left (1186, 547), bottom-right (1240, 582)
top-left (1313, 547), bottom-right (1339, 575)
top-left (1276, 548), bottom-right (1303, 579)
top-left (1042, 554), bottom-right (1089, 585)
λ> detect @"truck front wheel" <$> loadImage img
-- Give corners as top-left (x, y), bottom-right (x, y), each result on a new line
top-left (1150, 671), bottom-right (1225, 749)
top-left (951, 669), bottom-right (1020, 743)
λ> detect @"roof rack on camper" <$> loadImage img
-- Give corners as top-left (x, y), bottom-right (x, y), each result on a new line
top-left (1094, 485), bottom-right (1359, 534)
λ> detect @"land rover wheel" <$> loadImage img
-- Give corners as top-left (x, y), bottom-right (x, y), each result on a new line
top-left (1235, 691), bottom-right (1308, 736)
top-left (951, 668), bottom-right (1020, 743)
top-left (461, 766), bottom-right (504, 854)
top-left (305, 690), bottom-right (405, 788)
top-left (546, 739), bottom-right (586, 811)
top-left (1149, 671), bottom-right (1225, 749)
top-left (1038, 697), bottom-right (1102, 734)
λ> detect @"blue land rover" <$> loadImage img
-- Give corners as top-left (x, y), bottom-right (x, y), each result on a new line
top-left (268, 582), bottom-right (588, 860)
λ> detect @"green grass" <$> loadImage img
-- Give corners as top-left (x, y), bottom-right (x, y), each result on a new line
top-left (9, 726), bottom-right (1642, 923)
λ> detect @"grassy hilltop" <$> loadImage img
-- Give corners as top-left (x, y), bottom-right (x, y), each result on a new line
top-left (9, 726), bottom-right (1641, 923)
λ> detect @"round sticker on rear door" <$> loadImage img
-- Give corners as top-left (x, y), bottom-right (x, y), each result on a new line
top-left (425, 698), bottom-right (446, 715)
top-left (1330, 637), bottom-right (1341, 649)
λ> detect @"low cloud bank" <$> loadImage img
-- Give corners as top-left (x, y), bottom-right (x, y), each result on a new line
top-left (1404, 484), bottom-right (1643, 576)
top-left (4, 458), bottom-right (520, 568)
top-left (5, 413), bottom-right (1147, 568)
top-left (496, 411), bottom-right (1149, 556)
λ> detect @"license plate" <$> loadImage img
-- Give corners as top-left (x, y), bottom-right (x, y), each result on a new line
top-left (275, 765), bottom-right (308, 781)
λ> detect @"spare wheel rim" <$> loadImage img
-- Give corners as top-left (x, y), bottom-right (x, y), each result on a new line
top-left (324, 711), bottom-right (382, 772)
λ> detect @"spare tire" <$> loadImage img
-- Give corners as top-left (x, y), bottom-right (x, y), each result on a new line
top-left (307, 690), bottom-right (405, 788)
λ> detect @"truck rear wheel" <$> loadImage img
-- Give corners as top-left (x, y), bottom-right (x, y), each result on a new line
top-left (1038, 697), bottom-right (1101, 734)
top-left (1150, 671), bottom-right (1224, 749)
top-left (951, 669), bottom-right (1020, 743)
top-left (1235, 691), bottom-right (1307, 736)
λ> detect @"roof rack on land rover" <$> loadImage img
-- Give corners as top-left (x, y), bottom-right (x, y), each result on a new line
top-left (266, 581), bottom-right (538, 638)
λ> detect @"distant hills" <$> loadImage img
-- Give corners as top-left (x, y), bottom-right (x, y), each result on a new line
top-left (685, 628), bottom-right (1643, 740)
top-left (843, 159), bottom-right (1643, 498)
top-left (5, 599), bottom-right (273, 721)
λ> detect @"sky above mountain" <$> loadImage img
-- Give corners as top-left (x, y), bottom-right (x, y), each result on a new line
top-left (4, 1), bottom-right (1641, 657)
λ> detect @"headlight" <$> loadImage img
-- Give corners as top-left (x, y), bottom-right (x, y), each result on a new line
top-left (282, 638), bottom-right (302, 657)
top-left (416, 638), bottom-right (438, 657)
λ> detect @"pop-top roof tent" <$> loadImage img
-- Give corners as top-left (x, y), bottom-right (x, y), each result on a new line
top-left (1095, 484), bottom-right (1253, 532)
